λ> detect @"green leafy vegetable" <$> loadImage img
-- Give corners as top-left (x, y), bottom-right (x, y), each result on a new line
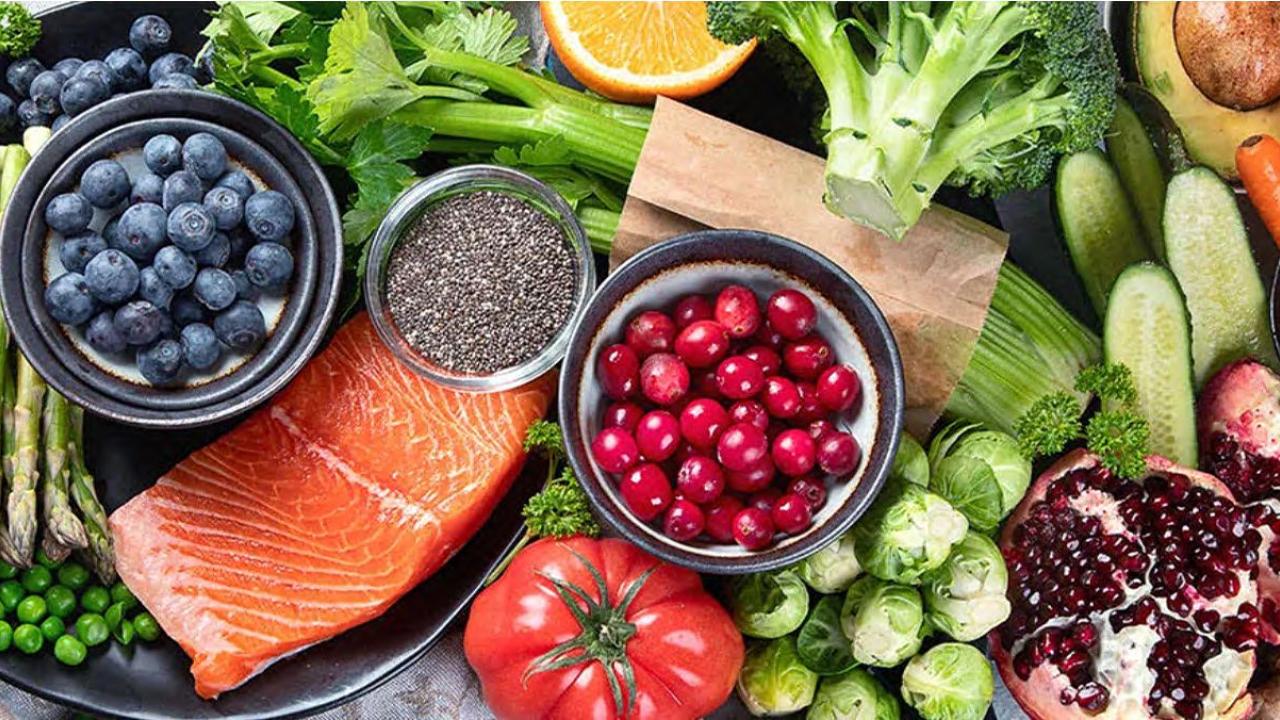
top-left (0, 3), bottom-right (39, 57)
top-left (922, 532), bottom-right (1010, 642)
top-left (842, 577), bottom-right (925, 668)
top-left (928, 457), bottom-right (1003, 534)
top-left (927, 421), bottom-right (1031, 527)
top-left (853, 481), bottom-right (968, 585)
top-left (797, 530), bottom-right (861, 594)
top-left (1075, 362), bottom-right (1138, 405)
top-left (1084, 409), bottom-right (1150, 480)
top-left (808, 668), bottom-right (901, 720)
top-left (900, 643), bottom-right (994, 720)
top-left (737, 636), bottom-right (820, 716)
top-left (796, 595), bottom-right (857, 676)
top-left (1014, 392), bottom-right (1082, 459)
top-left (729, 569), bottom-right (810, 639)
top-left (890, 433), bottom-right (928, 487)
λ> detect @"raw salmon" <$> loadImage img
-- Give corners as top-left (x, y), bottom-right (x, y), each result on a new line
top-left (109, 314), bottom-right (552, 699)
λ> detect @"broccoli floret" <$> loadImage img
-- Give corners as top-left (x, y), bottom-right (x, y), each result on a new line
top-left (708, 1), bottom-right (1119, 240)
top-left (0, 2), bottom-right (39, 58)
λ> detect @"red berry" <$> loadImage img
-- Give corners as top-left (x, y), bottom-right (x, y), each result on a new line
top-left (635, 410), bottom-right (680, 462)
top-left (591, 428), bottom-right (639, 473)
top-left (603, 401), bottom-right (644, 432)
top-left (715, 355), bottom-right (765, 399)
top-left (754, 321), bottom-right (784, 350)
top-left (676, 455), bottom-right (725, 504)
top-left (674, 320), bottom-right (731, 368)
top-left (787, 476), bottom-right (827, 511)
top-left (817, 364), bottom-right (861, 412)
top-left (732, 508), bottom-right (775, 550)
top-left (663, 499), bottom-right (705, 541)
top-left (597, 344), bottom-right (639, 400)
top-left (761, 375), bottom-right (801, 419)
top-left (619, 463), bottom-right (673, 521)
top-left (728, 400), bottom-right (770, 432)
top-left (704, 496), bottom-right (744, 542)
top-left (767, 289), bottom-right (818, 340)
top-left (783, 336), bottom-right (834, 379)
top-left (748, 487), bottom-right (782, 513)
top-left (715, 285), bottom-right (761, 338)
top-left (817, 431), bottom-right (862, 476)
top-left (692, 369), bottom-right (721, 398)
top-left (726, 458), bottom-right (776, 493)
top-left (771, 492), bottom-right (813, 534)
top-left (639, 353), bottom-right (690, 406)
top-left (626, 311), bottom-right (676, 357)
top-left (679, 398), bottom-right (730, 450)
top-left (794, 382), bottom-right (825, 423)
top-left (717, 422), bottom-right (769, 471)
top-left (772, 429), bottom-right (817, 477)
top-left (806, 419), bottom-right (836, 442)
top-left (741, 345), bottom-right (781, 376)
top-left (673, 295), bottom-right (713, 329)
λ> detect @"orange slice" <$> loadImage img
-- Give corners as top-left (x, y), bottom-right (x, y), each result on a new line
top-left (541, 1), bottom-right (757, 104)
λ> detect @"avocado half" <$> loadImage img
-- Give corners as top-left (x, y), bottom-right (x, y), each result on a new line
top-left (1134, 3), bottom-right (1280, 180)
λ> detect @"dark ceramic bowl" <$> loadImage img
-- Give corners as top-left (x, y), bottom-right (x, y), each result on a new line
top-left (560, 230), bottom-right (905, 574)
top-left (1, 90), bottom-right (342, 428)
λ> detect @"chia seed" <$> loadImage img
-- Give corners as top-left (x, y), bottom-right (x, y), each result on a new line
top-left (386, 190), bottom-right (576, 374)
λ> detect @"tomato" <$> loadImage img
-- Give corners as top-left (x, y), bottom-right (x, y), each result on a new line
top-left (464, 537), bottom-right (744, 720)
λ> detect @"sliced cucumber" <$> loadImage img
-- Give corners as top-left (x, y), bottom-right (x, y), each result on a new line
top-left (1055, 148), bottom-right (1152, 317)
top-left (1106, 94), bottom-right (1167, 259)
top-left (1163, 166), bottom-right (1278, 385)
top-left (1104, 263), bottom-right (1197, 466)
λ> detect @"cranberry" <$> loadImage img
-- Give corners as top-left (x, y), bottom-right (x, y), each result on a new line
top-left (794, 382), bottom-right (825, 423)
top-left (717, 422), bottom-right (769, 471)
top-left (728, 459), bottom-right (776, 493)
top-left (663, 499), bottom-right (705, 541)
top-left (619, 463), bottom-right (672, 521)
top-left (728, 400), bottom-right (770, 432)
top-left (716, 355), bottom-right (765, 399)
top-left (767, 289), bottom-right (817, 340)
top-left (732, 508), bottom-right (775, 550)
top-left (680, 398), bottom-right (730, 450)
top-left (676, 455), bottom-right (725, 504)
top-left (817, 364), bottom-right (862, 412)
top-left (625, 311), bottom-right (676, 357)
top-left (591, 428), bottom-right (638, 473)
top-left (714, 285), bottom-right (761, 339)
top-left (639, 353), bottom-right (690, 406)
top-left (704, 496), bottom-right (744, 542)
top-left (674, 320), bottom-right (731, 368)
top-left (761, 376), bottom-right (801, 419)
top-left (748, 487), bottom-right (782, 513)
top-left (741, 345), bottom-right (781, 376)
top-left (817, 431), bottom-right (861, 476)
top-left (673, 294), bottom-right (713, 329)
top-left (807, 419), bottom-right (836, 442)
top-left (692, 369), bottom-right (720, 398)
top-left (787, 476), bottom-right (827, 510)
top-left (772, 429), bottom-right (817, 477)
top-left (635, 410), bottom-right (680, 462)
top-left (603, 401), bottom-right (644, 432)
top-left (597, 344), bottom-right (639, 400)
top-left (753, 321), bottom-right (784, 350)
top-left (771, 492), bottom-right (813, 534)
top-left (783, 336), bottom-right (834, 380)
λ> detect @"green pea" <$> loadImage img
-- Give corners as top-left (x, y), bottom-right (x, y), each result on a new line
top-left (35, 549), bottom-right (61, 570)
top-left (112, 618), bottom-right (134, 646)
top-left (44, 585), bottom-right (76, 619)
top-left (0, 562), bottom-right (17, 580)
top-left (133, 613), bottom-right (160, 642)
top-left (109, 582), bottom-right (138, 612)
top-left (15, 596), bottom-right (45, 624)
top-left (20, 566), bottom-right (52, 594)
top-left (104, 602), bottom-right (124, 632)
top-left (13, 623), bottom-right (42, 654)
top-left (0, 580), bottom-right (21, 613)
top-left (53, 635), bottom-right (86, 666)
top-left (80, 585), bottom-right (110, 614)
top-left (0, 620), bottom-right (12, 651)
top-left (56, 563), bottom-right (88, 592)
top-left (39, 616), bottom-right (64, 641)
top-left (75, 613), bottom-right (108, 648)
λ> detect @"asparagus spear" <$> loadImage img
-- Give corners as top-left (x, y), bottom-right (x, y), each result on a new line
top-left (41, 392), bottom-right (87, 561)
top-left (67, 407), bottom-right (114, 584)
top-left (8, 356), bottom-right (43, 565)
top-left (0, 310), bottom-right (19, 568)
top-left (0, 144), bottom-right (29, 215)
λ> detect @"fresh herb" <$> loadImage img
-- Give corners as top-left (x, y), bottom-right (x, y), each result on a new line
top-left (1014, 393), bottom-right (1081, 459)
top-left (1084, 410), bottom-right (1149, 480)
top-left (523, 419), bottom-right (565, 457)
top-left (0, 3), bottom-right (39, 58)
top-left (1075, 363), bottom-right (1138, 406)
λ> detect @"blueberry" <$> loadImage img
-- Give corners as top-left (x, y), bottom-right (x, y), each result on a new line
top-left (230, 269), bottom-right (259, 302)
top-left (84, 248), bottom-right (139, 304)
top-left (152, 245), bottom-right (196, 289)
top-left (44, 193), bottom-right (92, 235)
top-left (0, 95), bottom-right (15, 134)
top-left (202, 186), bottom-right (242, 230)
top-left (16, 99), bottom-right (49, 128)
top-left (102, 215), bottom-right (121, 246)
top-left (85, 310), bottom-right (126, 354)
top-left (152, 74), bottom-right (197, 90)
top-left (29, 70), bottom-right (66, 115)
top-left (130, 173), bottom-right (163, 205)
top-left (182, 133), bottom-right (226, 182)
top-left (192, 268), bottom-right (236, 311)
top-left (129, 15), bottom-right (171, 58)
top-left (227, 226), bottom-right (254, 265)
top-left (44, 273), bottom-right (98, 326)
top-left (193, 232), bottom-right (230, 268)
top-left (136, 339), bottom-right (182, 385)
top-left (114, 202), bottom-right (167, 261)
top-left (51, 58), bottom-right (82, 76)
top-left (79, 159), bottom-right (130, 208)
top-left (74, 60), bottom-right (117, 93)
top-left (170, 292), bottom-right (205, 327)
top-left (166, 202), bottom-right (215, 252)
top-left (148, 53), bottom-right (193, 85)
top-left (143, 134), bottom-right (182, 176)
top-left (214, 170), bottom-right (254, 200)
top-left (243, 190), bottom-right (294, 242)
top-left (243, 242), bottom-right (293, 290)
top-left (162, 171), bottom-right (202, 212)
top-left (50, 113), bottom-right (70, 132)
top-left (6, 58), bottom-right (44, 97)
top-left (137, 267), bottom-right (173, 310)
top-left (179, 323), bottom-right (220, 370)
top-left (60, 77), bottom-right (110, 117)
top-left (113, 300), bottom-right (164, 346)
top-left (58, 231), bottom-right (107, 273)
top-left (104, 48), bottom-right (147, 92)
top-left (213, 300), bottom-right (266, 352)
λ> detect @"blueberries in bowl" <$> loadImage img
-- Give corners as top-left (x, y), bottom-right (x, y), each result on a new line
top-left (137, 267), bottom-right (173, 310)
top-left (115, 203), bottom-right (167, 261)
top-left (143, 134), bottom-right (181, 176)
top-left (85, 311), bottom-right (126, 355)
top-left (162, 171), bottom-right (202, 211)
top-left (59, 231), bottom-right (106, 273)
top-left (214, 301), bottom-right (266, 352)
top-left (84, 249), bottom-right (140, 304)
top-left (180, 323), bottom-right (220, 370)
top-left (203, 187), bottom-right (243, 230)
top-left (79, 159), bottom-right (130, 208)
top-left (243, 190), bottom-right (295, 242)
top-left (215, 171), bottom-right (254, 200)
top-left (45, 193), bottom-right (92, 235)
top-left (167, 202), bottom-right (215, 252)
top-left (44, 273), bottom-right (97, 326)
top-left (244, 243), bottom-right (294, 290)
top-left (136, 338), bottom-right (182, 385)
top-left (193, 268), bottom-right (236, 311)
top-left (130, 173), bottom-right (163, 205)
top-left (152, 246), bottom-right (196, 289)
top-left (182, 133), bottom-right (226, 181)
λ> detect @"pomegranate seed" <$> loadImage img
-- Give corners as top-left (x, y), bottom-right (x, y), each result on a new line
top-left (816, 364), bottom-right (861, 412)
top-left (787, 476), bottom-right (827, 510)
top-left (676, 455), bottom-right (725, 504)
top-left (635, 410), bottom-right (680, 462)
top-left (625, 311), bottom-right (676, 357)
top-left (727, 459), bottom-right (777, 494)
top-left (732, 508), bottom-right (774, 550)
top-left (639, 353), bottom-right (690, 406)
top-left (783, 336), bottom-right (834, 379)
top-left (772, 429), bottom-right (817, 477)
top-left (674, 320), bottom-right (731, 368)
top-left (817, 431), bottom-right (861, 476)
top-left (741, 345), bottom-right (782, 376)
top-left (672, 294), bottom-right (713, 329)
top-left (619, 463), bottom-right (672, 521)
top-left (679, 398), bottom-right (730, 450)
top-left (771, 492), bottom-right (813, 534)
top-left (748, 488), bottom-right (782, 513)
top-left (590, 428), bottom-right (638, 473)
top-left (766, 288), bottom-right (817, 340)
top-left (807, 419), bottom-right (836, 442)
top-left (717, 423), bottom-right (769, 471)
top-left (715, 285), bottom-right (761, 339)
top-left (597, 344), bottom-right (639, 400)
top-left (703, 496), bottom-right (744, 542)
top-left (1075, 683), bottom-right (1109, 713)
top-left (716, 355), bottom-right (766, 399)
top-left (761, 376), bottom-right (801, 419)
top-left (728, 400), bottom-right (770, 432)
top-left (663, 499), bottom-right (705, 541)
top-left (602, 401), bottom-right (644, 432)
top-left (1070, 620), bottom-right (1098, 648)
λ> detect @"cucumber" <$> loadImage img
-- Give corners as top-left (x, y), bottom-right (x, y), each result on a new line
top-left (1106, 94), bottom-right (1167, 259)
top-left (1104, 263), bottom-right (1197, 466)
top-left (1163, 166), bottom-right (1278, 385)
top-left (1054, 148), bottom-right (1152, 318)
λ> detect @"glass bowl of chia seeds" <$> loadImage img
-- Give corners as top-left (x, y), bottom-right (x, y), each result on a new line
top-left (365, 165), bottom-right (595, 392)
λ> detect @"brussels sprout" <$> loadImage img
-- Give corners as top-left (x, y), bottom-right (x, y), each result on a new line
top-left (807, 668), bottom-right (901, 720)
top-left (844, 577), bottom-right (925, 667)
top-left (928, 421), bottom-right (1030, 518)
top-left (839, 574), bottom-right (877, 640)
top-left (900, 643), bottom-right (993, 720)
top-left (890, 433), bottom-right (928, 486)
top-left (853, 481), bottom-right (968, 585)
top-left (730, 569), bottom-right (810, 639)
top-left (929, 456), bottom-right (1003, 533)
top-left (923, 532), bottom-right (1011, 641)
top-left (798, 531), bottom-right (862, 593)
top-left (797, 596), bottom-right (857, 675)
top-left (738, 636), bottom-right (819, 716)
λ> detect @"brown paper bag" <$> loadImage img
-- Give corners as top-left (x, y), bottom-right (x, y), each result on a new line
top-left (612, 99), bottom-right (1009, 437)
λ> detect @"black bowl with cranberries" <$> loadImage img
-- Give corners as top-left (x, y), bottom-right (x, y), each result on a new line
top-left (560, 230), bottom-right (903, 574)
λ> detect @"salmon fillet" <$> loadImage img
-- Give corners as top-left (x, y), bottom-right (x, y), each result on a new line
top-left (109, 314), bottom-right (552, 699)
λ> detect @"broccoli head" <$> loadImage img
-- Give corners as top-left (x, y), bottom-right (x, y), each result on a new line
top-left (0, 2), bottom-right (39, 58)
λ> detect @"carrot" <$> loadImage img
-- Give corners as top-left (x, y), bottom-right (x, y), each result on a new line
top-left (1236, 133), bottom-right (1280, 247)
